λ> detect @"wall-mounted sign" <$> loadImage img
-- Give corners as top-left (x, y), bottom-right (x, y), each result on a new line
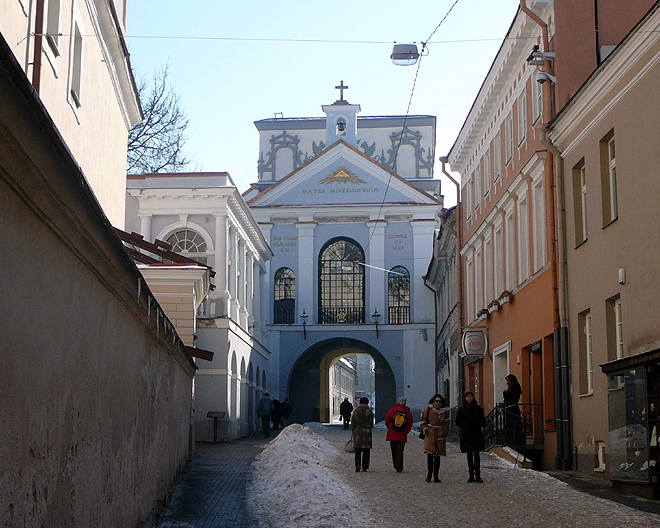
top-left (461, 329), bottom-right (488, 358)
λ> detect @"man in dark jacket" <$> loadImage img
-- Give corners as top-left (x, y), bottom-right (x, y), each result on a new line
top-left (280, 398), bottom-right (293, 427)
top-left (257, 392), bottom-right (273, 439)
top-left (384, 397), bottom-right (414, 472)
top-left (339, 397), bottom-right (353, 430)
top-left (351, 397), bottom-right (374, 472)
top-left (455, 391), bottom-right (486, 483)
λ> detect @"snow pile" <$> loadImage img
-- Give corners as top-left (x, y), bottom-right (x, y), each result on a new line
top-left (301, 421), bottom-right (326, 431)
top-left (373, 421), bottom-right (387, 430)
top-left (249, 424), bottom-right (374, 528)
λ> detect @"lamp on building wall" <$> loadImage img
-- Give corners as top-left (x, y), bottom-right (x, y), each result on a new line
top-left (301, 309), bottom-right (308, 339)
top-left (372, 308), bottom-right (381, 339)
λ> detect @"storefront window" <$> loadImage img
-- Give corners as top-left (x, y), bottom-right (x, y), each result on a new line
top-left (608, 368), bottom-right (650, 482)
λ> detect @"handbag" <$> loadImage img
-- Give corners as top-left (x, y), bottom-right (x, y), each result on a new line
top-left (345, 436), bottom-right (355, 453)
top-left (419, 409), bottom-right (427, 439)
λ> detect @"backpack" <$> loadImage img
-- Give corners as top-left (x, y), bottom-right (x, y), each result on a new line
top-left (391, 409), bottom-right (408, 432)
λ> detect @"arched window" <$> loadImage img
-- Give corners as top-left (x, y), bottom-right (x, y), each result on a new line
top-left (319, 238), bottom-right (365, 324)
top-left (336, 117), bottom-right (347, 136)
top-left (388, 266), bottom-right (410, 324)
top-left (166, 229), bottom-right (207, 264)
top-left (274, 268), bottom-right (295, 324)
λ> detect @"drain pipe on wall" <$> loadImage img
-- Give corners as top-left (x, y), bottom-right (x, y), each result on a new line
top-left (520, 0), bottom-right (572, 470)
top-left (439, 156), bottom-right (464, 399)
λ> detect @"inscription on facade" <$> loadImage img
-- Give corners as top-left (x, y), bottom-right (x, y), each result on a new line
top-left (272, 236), bottom-right (298, 253)
top-left (389, 233), bottom-right (407, 251)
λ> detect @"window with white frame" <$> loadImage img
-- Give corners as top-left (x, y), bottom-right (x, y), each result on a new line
top-left (600, 130), bottom-right (618, 225)
top-left (532, 76), bottom-right (543, 122)
top-left (474, 167), bottom-right (481, 209)
top-left (475, 248), bottom-right (483, 313)
top-left (578, 309), bottom-right (592, 395)
top-left (466, 258), bottom-right (474, 323)
top-left (517, 195), bottom-right (530, 283)
top-left (615, 298), bottom-right (624, 359)
top-left (532, 176), bottom-right (546, 272)
top-left (572, 159), bottom-right (588, 245)
top-left (493, 132), bottom-right (502, 181)
top-left (46, 0), bottom-right (61, 55)
top-left (518, 90), bottom-right (527, 145)
top-left (69, 22), bottom-right (83, 108)
top-left (483, 151), bottom-right (491, 195)
top-left (485, 237), bottom-right (493, 304)
top-left (505, 113), bottom-right (513, 163)
top-left (494, 225), bottom-right (504, 296)
top-left (465, 178), bottom-right (473, 218)
top-left (506, 212), bottom-right (516, 290)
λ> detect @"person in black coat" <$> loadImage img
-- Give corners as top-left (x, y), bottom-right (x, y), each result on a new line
top-left (455, 391), bottom-right (486, 483)
top-left (503, 373), bottom-right (523, 448)
top-left (280, 398), bottom-right (293, 427)
top-left (271, 399), bottom-right (282, 431)
top-left (339, 397), bottom-right (353, 430)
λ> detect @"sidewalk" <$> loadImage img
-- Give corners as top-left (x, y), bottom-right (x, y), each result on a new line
top-left (155, 435), bottom-right (270, 528)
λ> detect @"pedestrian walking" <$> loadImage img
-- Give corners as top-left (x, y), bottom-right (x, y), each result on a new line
top-left (503, 374), bottom-right (523, 448)
top-left (455, 391), bottom-right (486, 483)
top-left (257, 392), bottom-right (273, 439)
top-left (339, 397), bottom-right (353, 430)
top-left (384, 397), bottom-right (414, 473)
top-left (281, 398), bottom-right (293, 427)
top-left (420, 394), bottom-right (450, 483)
top-left (271, 399), bottom-right (282, 431)
top-left (351, 397), bottom-right (374, 472)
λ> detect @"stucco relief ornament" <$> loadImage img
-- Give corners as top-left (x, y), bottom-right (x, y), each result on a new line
top-left (337, 310), bottom-right (348, 323)
top-left (318, 167), bottom-right (366, 185)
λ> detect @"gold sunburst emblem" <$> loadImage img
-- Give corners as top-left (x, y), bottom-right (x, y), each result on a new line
top-left (318, 166), bottom-right (366, 185)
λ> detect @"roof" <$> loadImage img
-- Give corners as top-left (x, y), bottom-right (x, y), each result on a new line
top-left (254, 114), bottom-right (436, 131)
top-left (246, 139), bottom-right (440, 206)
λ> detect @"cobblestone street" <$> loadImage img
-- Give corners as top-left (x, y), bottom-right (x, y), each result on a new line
top-left (154, 437), bottom-right (269, 528)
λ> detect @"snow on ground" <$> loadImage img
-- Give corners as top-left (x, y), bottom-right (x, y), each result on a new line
top-left (248, 424), bottom-right (374, 528)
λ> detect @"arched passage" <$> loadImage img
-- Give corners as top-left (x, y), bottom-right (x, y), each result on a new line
top-left (240, 359), bottom-right (248, 437)
top-left (287, 338), bottom-right (396, 424)
top-left (248, 363), bottom-right (255, 434)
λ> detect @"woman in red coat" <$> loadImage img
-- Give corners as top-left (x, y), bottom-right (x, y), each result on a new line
top-left (385, 397), bottom-right (414, 472)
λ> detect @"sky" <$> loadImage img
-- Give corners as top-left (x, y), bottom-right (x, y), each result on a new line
top-left (126, 0), bottom-right (521, 206)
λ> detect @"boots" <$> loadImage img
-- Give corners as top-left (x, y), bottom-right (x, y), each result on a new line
top-left (426, 455), bottom-right (433, 482)
top-left (475, 471), bottom-right (483, 483)
top-left (433, 456), bottom-right (441, 483)
top-left (467, 473), bottom-right (475, 483)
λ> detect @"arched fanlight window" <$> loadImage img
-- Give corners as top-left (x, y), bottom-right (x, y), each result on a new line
top-left (166, 229), bottom-right (207, 264)
top-left (319, 238), bottom-right (365, 324)
top-left (336, 117), bottom-right (347, 136)
top-left (388, 266), bottom-right (410, 324)
top-left (274, 268), bottom-right (295, 324)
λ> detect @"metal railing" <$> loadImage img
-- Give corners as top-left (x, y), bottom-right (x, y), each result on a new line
top-left (484, 403), bottom-right (544, 455)
top-left (273, 305), bottom-right (295, 324)
top-left (388, 305), bottom-right (410, 324)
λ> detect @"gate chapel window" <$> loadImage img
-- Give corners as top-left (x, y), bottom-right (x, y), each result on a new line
top-left (273, 268), bottom-right (295, 324)
top-left (319, 238), bottom-right (365, 324)
top-left (388, 266), bottom-right (410, 324)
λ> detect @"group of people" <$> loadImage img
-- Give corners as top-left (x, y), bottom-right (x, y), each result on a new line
top-left (349, 373), bottom-right (523, 483)
top-left (256, 393), bottom-right (293, 438)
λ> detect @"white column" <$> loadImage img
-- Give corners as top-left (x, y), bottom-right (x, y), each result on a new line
top-left (366, 220), bottom-right (387, 324)
top-left (295, 221), bottom-right (316, 322)
top-left (239, 240), bottom-right (248, 328)
top-left (138, 214), bottom-right (152, 242)
top-left (229, 226), bottom-right (239, 321)
top-left (260, 265), bottom-right (269, 329)
top-left (213, 213), bottom-right (230, 317)
top-left (247, 251), bottom-right (256, 329)
top-left (411, 220), bottom-right (438, 323)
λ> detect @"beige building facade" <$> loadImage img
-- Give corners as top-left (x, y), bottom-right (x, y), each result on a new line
top-left (549, 2), bottom-right (660, 498)
top-left (1, 0), bottom-right (141, 226)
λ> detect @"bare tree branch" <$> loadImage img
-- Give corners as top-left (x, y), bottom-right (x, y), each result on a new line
top-left (127, 63), bottom-right (193, 174)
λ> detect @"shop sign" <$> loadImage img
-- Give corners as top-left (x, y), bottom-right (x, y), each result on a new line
top-left (461, 329), bottom-right (487, 358)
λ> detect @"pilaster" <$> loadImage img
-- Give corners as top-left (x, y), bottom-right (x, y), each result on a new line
top-left (295, 221), bottom-right (317, 322)
top-left (366, 220), bottom-right (387, 324)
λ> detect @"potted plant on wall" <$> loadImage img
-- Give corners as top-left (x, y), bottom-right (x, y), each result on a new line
top-left (487, 299), bottom-right (500, 313)
top-left (476, 308), bottom-right (489, 319)
top-left (499, 290), bottom-right (513, 304)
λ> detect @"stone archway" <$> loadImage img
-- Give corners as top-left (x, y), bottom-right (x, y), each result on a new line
top-left (287, 338), bottom-right (396, 424)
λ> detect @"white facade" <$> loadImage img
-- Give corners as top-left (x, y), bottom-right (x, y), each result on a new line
top-left (248, 94), bottom-right (443, 422)
top-left (2, 0), bottom-right (141, 226)
top-left (126, 172), bottom-right (273, 441)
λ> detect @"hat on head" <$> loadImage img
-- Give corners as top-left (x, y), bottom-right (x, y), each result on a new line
top-left (397, 397), bottom-right (407, 406)
top-left (359, 397), bottom-right (369, 405)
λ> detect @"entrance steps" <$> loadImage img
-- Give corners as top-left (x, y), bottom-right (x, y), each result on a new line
top-left (487, 445), bottom-right (533, 469)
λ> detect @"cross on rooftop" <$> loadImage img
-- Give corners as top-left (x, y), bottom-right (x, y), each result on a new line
top-left (335, 80), bottom-right (348, 101)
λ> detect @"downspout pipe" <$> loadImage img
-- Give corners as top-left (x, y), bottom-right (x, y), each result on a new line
top-left (439, 156), bottom-right (464, 399)
top-left (32, 0), bottom-right (45, 93)
top-left (520, 0), bottom-right (572, 470)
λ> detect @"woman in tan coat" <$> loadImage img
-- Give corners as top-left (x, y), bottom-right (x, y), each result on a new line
top-left (351, 397), bottom-right (374, 472)
top-left (420, 394), bottom-right (450, 482)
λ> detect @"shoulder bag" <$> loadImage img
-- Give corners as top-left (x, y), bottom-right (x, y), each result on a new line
top-left (419, 409), bottom-right (427, 439)
top-left (345, 435), bottom-right (355, 453)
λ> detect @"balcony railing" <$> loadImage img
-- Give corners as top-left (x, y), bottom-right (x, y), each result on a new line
top-left (318, 307), bottom-right (365, 324)
top-left (273, 305), bottom-right (295, 324)
top-left (484, 403), bottom-right (544, 455)
top-left (388, 305), bottom-right (410, 324)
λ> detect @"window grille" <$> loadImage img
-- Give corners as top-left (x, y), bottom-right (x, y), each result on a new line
top-left (388, 266), bottom-right (410, 324)
top-left (319, 238), bottom-right (365, 324)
